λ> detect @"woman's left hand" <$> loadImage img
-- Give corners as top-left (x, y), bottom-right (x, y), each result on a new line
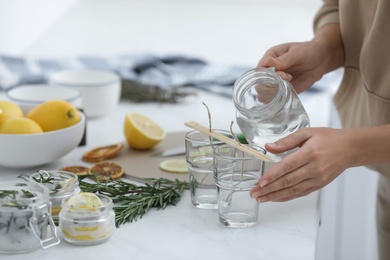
top-left (250, 127), bottom-right (352, 202)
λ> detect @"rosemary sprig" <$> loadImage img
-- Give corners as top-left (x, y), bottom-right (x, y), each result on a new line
top-left (31, 171), bottom-right (55, 184)
top-left (0, 189), bottom-right (37, 209)
top-left (78, 176), bottom-right (189, 227)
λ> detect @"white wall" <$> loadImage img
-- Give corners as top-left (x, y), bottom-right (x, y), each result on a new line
top-left (315, 103), bottom-right (379, 260)
top-left (0, 0), bottom-right (81, 55)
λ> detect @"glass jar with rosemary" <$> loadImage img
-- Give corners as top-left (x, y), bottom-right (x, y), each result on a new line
top-left (0, 181), bottom-right (60, 254)
top-left (29, 170), bottom-right (81, 222)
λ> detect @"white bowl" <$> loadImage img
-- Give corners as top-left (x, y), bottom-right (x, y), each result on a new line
top-left (6, 84), bottom-right (82, 115)
top-left (0, 112), bottom-right (86, 169)
top-left (48, 69), bottom-right (121, 118)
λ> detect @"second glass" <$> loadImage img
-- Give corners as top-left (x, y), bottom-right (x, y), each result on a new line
top-left (214, 145), bottom-right (265, 228)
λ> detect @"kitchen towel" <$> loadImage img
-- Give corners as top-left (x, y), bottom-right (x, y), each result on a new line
top-left (0, 54), bottom-right (250, 97)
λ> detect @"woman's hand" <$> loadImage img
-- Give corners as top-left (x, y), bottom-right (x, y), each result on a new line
top-left (250, 127), bottom-right (352, 202)
top-left (257, 24), bottom-right (344, 93)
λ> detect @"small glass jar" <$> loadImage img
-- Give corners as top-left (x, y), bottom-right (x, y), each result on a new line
top-left (29, 170), bottom-right (81, 222)
top-left (0, 181), bottom-right (60, 254)
top-left (233, 67), bottom-right (310, 160)
top-left (59, 193), bottom-right (115, 245)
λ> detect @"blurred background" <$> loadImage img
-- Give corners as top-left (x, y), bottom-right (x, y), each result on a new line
top-left (0, 0), bottom-right (379, 259)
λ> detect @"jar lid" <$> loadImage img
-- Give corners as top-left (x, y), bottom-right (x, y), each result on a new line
top-left (0, 181), bottom-right (49, 211)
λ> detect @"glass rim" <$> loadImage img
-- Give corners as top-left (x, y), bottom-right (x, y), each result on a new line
top-left (213, 144), bottom-right (266, 161)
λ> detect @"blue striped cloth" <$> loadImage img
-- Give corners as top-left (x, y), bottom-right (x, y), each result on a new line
top-left (0, 54), bottom-right (251, 97)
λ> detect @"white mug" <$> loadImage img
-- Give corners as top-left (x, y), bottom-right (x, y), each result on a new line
top-left (48, 69), bottom-right (121, 118)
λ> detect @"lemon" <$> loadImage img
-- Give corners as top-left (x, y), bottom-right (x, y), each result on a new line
top-left (0, 117), bottom-right (43, 134)
top-left (124, 112), bottom-right (165, 150)
top-left (159, 159), bottom-right (188, 174)
top-left (26, 100), bottom-right (80, 132)
top-left (67, 192), bottom-right (102, 210)
top-left (0, 101), bottom-right (24, 124)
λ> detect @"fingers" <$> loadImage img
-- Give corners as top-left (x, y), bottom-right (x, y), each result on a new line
top-left (265, 129), bottom-right (310, 154)
top-left (250, 139), bottom-right (315, 202)
top-left (250, 158), bottom-right (307, 199)
top-left (268, 186), bottom-right (319, 202)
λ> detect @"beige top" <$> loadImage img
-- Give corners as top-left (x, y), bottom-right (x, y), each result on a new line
top-left (314, 0), bottom-right (390, 176)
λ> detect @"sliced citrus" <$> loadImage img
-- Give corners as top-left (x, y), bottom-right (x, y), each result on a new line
top-left (82, 143), bottom-right (124, 162)
top-left (159, 159), bottom-right (188, 174)
top-left (60, 165), bottom-right (91, 176)
top-left (89, 161), bottom-right (124, 182)
top-left (124, 112), bottom-right (165, 150)
top-left (67, 192), bottom-right (102, 210)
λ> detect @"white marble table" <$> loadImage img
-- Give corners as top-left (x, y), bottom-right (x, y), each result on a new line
top-left (1, 86), bottom-right (331, 260)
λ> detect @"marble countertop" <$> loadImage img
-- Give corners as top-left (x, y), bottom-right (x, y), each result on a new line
top-left (1, 87), bottom-right (331, 260)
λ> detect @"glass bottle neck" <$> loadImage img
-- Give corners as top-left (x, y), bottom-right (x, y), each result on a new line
top-left (233, 68), bottom-right (287, 119)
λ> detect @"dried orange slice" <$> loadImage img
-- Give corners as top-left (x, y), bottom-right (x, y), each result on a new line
top-left (89, 161), bottom-right (124, 182)
top-left (159, 159), bottom-right (188, 174)
top-left (82, 143), bottom-right (124, 162)
top-left (60, 165), bottom-right (91, 176)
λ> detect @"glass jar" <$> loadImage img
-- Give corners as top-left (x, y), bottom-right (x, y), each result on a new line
top-left (0, 181), bottom-right (60, 254)
top-left (233, 67), bottom-right (310, 160)
top-left (59, 193), bottom-right (115, 245)
top-left (29, 170), bottom-right (81, 222)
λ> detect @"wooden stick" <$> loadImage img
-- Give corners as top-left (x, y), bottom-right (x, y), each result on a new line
top-left (184, 121), bottom-right (274, 162)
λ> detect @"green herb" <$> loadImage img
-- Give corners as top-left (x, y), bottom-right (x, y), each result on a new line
top-left (0, 189), bottom-right (37, 209)
top-left (31, 171), bottom-right (55, 184)
top-left (0, 190), bottom-right (17, 199)
top-left (21, 189), bottom-right (36, 198)
top-left (78, 176), bottom-right (189, 227)
top-left (30, 171), bottom-right (64, 194)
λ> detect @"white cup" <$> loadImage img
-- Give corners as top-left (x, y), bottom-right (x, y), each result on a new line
top-left (48, 69), bottom-right (121, 118)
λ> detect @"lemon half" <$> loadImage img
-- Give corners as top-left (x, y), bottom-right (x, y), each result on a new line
top-left (124, 112), bottom-right (165, 150)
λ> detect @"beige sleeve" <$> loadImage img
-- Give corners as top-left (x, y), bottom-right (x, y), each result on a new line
top-left (313, 0), bottom-right (340, 33)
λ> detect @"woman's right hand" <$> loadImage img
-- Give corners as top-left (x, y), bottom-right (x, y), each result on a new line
top-left (257, 24), bottom-right (345, 93)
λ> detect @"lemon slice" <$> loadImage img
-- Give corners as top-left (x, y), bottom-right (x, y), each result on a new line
top-left (60, 177), bottom-right (75, 189)
top-left (159, 159), bottom-right (188, 174)
top-left (124, 112), bottom-right (165, 150)
top-left (67, 192), bottom-right (102, 210)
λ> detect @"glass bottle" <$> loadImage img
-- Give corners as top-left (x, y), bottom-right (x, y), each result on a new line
top-left (233, 67), bottom-right (310, 161)
top-left (0, 181), bottom-right (60, 254)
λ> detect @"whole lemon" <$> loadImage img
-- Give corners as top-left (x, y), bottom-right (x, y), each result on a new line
top-left (0, 117), bottom-right (43, 134)
top-left (27, 100), bottom-right (80, 132)
top-left (124, 112), bottom-right (165, 150)
top-left (0, 101), bottom-right (24, 124)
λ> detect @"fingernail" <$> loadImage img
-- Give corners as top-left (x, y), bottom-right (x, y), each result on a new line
top-left (259, 197), bottom-right (268, 203)
top-left (266, 142), bottom-right (276, 147)
top-left (260, 180), bottom-right (268, 187)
